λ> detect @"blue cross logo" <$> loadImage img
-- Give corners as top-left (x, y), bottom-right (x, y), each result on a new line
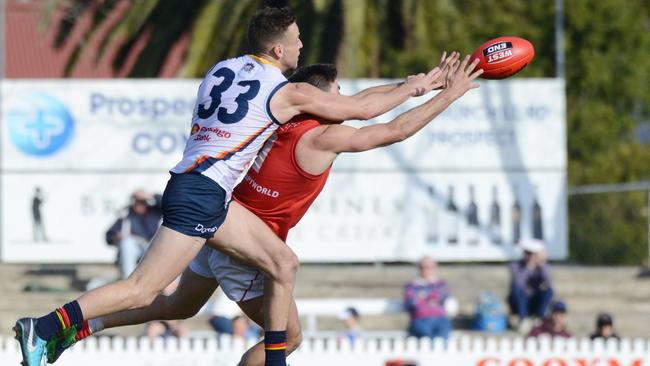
top-left (8, 93), bottom-right (75, 156)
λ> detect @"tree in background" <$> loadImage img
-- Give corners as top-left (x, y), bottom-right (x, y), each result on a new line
top-left (46, 0), bottom-right (650, 264)
top-left (564, 0), bottom-right (650, 264)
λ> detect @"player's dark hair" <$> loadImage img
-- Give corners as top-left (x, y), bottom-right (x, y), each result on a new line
top-left (247, 7), bottom-right (296, 55)
top-left (288, 64), bottom-right (338, 91)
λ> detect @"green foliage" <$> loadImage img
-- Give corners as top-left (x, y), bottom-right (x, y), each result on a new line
top-left (45, 0), bottom-right (650, 264)
top-left (570, 192), bottom-right (648, 265)
top-left (563, 0), bottom-right (650, 264)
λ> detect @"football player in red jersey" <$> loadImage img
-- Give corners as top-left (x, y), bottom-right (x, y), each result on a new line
top-left (48, 53), bottom-right (481, 366)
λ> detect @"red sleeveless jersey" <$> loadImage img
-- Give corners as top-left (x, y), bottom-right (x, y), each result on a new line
top-left (232, 117), bottom-right (330, 241)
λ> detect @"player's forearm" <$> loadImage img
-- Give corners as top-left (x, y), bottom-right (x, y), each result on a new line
top-left (352, 83), bottom-right (417, 120)
top-left (390, 89), bottom-right (457, 140)
top-left (352, 82), bottom-right (402, 99)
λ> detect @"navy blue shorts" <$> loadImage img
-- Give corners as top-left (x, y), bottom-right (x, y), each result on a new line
top-left (161, 172), bottom-right (229, 239)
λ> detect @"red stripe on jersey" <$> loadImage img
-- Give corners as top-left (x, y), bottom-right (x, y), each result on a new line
top-left (232, 117), bottom-right (330, 241)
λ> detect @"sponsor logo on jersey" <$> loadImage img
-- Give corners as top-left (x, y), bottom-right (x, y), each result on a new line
top-left (200, 126), bottom-right (232, 139)
top-left (243, 175), bottom-right (280, 198)
top-left (191, 123), bottom-right (200, 135)
top-left (483, 41), bottom-right (514, 64)
top-left (243, 62), bottom-right (255, 72)
top-left (193, 134), bottom-right (211, 142)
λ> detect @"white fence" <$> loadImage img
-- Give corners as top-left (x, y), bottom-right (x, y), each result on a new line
top-left (2, 335), bottom-right (648, 366)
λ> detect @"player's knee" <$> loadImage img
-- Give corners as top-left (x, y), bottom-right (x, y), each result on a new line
top-left (126, 278), bottom-right (165, 308)
top-left (133, 289), bottom-right (161, 309)
top-left (271, 250), bottom-right (299, 285)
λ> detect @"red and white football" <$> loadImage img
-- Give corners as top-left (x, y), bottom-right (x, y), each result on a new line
top-left (471, 36), bottom-right (535, 79)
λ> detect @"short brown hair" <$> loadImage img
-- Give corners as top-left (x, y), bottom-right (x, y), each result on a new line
top-left (247, 7), bottom-right (296, 55)
top-left (288, 64), bottom-right (338, 91)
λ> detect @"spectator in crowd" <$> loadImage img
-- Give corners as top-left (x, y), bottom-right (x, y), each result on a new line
top-left (144, 317), bottom-right (188, 339)
top-left (231, 315), bottom-right (262, 342)
top-left (590, 313), bottom-right (620, 340)
top-left (404, 256), bottom-right (452, 339)
top-left (105, 189), bottom-right (162, 278)
top-left (528, 300), bottom-right (571, 338)
top-left (208, 287), bottom-right (247, 336)
top-left (337, 307), bottom-right (362, 345)
top-left (508, 238), bottom-right (554, 334)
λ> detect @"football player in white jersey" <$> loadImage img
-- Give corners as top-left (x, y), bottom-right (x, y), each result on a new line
top-left (15, 7), bottom-right (445, 366)
top-left (40, 55), bottom-right (483, 366)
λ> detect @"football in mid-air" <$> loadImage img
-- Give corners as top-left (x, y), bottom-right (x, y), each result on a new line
top-left (471, 36), bottom-right (534, 79)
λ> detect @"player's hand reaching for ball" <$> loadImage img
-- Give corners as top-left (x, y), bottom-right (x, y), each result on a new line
top-left (433, 51), bottom-right (461, 89)
top-left (405, 66), bottom-right (445, 97)
top-left (443, 55), bottom-right (483, 99)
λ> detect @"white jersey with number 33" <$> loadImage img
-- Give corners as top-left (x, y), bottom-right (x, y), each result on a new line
top-left (171, 55), bottom-right (288, 202)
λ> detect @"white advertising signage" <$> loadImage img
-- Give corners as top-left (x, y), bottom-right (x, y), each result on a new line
top-left (289, 79), bottom-right (568, 262)
top-left (0, 79), bottom-right (566, 263)
top-left (1, 80), bottom-right (195, 263)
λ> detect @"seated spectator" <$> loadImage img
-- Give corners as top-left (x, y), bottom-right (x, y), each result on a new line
top-left (209, 287), bottom-right (244, 335)
top-left (590, 313), bottom-right (620, 340)
top-left (508, 238), bottom-right (553, 333)
top-left (145, 318), bottom-right (187, 339)
top-left (105, 189), bottom-right (162, 278)
top-left (231, 315), bottom-right (262, 342)
top-left (404, 256), bottom-right (452, 339)
top-left (337, 307), bottom-right (362, 345)
top-left (528, 300), bottom-right (571, 338)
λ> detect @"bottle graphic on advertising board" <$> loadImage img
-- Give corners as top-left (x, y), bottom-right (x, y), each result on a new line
top-left (531, 185), bottom-right (544, 240)
top-left (466, 185), bottom-right (479, 245)
top-left (489, 185), bottom-right (503, 245)
top-left (512, 185), bottom-right (522, 245)
top-left (425, 186), bottom-right (439, 244)
top-left (445, 186), bottom-right (459, 245)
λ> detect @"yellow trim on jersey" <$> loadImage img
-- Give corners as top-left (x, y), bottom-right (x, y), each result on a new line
top-left (248, 54), bottom-right (281, 69)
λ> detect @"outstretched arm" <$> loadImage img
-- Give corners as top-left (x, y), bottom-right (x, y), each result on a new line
top-left (270, 67), bottom-right (443, 123)
top-left (351, 51), bottom-right (458, 99)
top-left (311, 55), bottom-right (482, 154)
top-left (350, 82), bottom-right (403, 99)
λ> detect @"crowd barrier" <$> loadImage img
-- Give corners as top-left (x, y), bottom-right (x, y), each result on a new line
top-left (1, 335), bottom-right (648, 366)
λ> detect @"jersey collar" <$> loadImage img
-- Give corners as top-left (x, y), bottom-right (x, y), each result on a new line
top-left (248, 54), bottom-right (282, 70)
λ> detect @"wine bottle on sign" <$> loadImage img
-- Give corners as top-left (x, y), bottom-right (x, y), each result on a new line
top-left (512, 185), bottom-right (522, 245)
top-left (425, 186), bottom-right (439, 244)
top-left (489, 185), bottom-right (502, 245)
top-left (446, 185), bottom-right (459, 245)
top-left (466, 185), bottom-right (479, 245)
top-left (531, 185), bottom-right (544, 240)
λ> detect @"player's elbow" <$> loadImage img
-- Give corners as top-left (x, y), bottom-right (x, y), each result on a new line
top-left (393, 128), bottom-right (409, 143)
top-left (356, 102), bottom-right (380, 121)
top-left (357, 109), bottom-right (375, 121)
top-left (347, 98), bottom-right (378, 121)
top-left (380, 124), bottom-right (409, 146)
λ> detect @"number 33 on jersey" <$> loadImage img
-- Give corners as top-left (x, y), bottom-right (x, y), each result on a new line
top-left (172, 55), bottom-right (288, 202)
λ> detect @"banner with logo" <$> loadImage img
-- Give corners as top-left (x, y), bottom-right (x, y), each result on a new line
top-left (0, 79), bottom-right (566, 263)
top-left (289, 79), bottom-right (568, 262)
